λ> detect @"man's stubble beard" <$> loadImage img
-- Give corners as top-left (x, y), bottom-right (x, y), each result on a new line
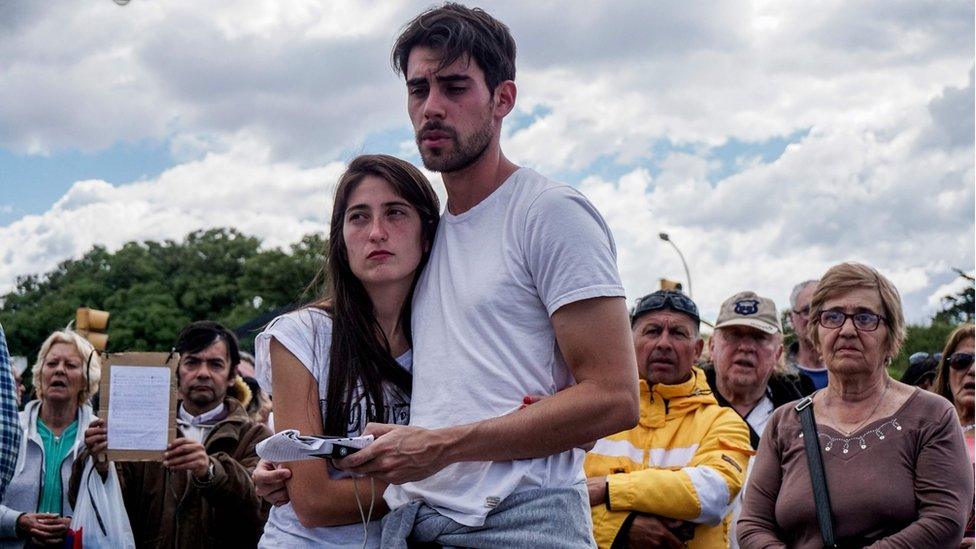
top-left (417, 104), bottom-right (494, 174)
top-left (186, 390), bottom-right (219, 409)
top-left (180, 380), bottom-right (225, 409)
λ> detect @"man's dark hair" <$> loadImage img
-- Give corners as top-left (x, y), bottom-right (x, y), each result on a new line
top-left (392, 3), bottom-right (516, 93)
top-left (173, 321), bottom-right (241, 377)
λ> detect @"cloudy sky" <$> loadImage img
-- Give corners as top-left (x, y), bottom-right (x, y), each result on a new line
top-left (1, 0), bottom-right (973, 325)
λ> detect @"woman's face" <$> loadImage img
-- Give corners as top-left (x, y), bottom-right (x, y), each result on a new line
top-left (817, 287), bottom-right (890, 376)
top-left (41, 342), bottom-right (86, 406)
top-left (948, 337), bottom-right (975, 412)
top-left (342, 175), bottom-right (425, 292)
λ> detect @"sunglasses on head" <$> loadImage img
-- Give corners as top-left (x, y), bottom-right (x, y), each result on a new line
top-left (909, 352), bottom-right (941, 367)
top-left (632, 291), bottom-right (700, 324)
top-left (947, 352), bottom-right (975, 371)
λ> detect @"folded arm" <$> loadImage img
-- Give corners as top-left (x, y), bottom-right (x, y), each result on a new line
top-left (338, 296), bottom-right (640, 484)
top-left (600, 410), bottom-right (751, 526)
top-left (270, 338), bottom-right (390, 527)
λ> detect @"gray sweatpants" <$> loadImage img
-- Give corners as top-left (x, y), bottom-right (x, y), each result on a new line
top-left (380, 485), bottom-right (596, 549)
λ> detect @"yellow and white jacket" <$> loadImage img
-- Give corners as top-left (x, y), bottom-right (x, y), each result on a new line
top-left (584, 367), bottom-right (753, 548)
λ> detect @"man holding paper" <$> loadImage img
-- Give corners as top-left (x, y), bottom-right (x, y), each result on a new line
top-left (77, 321), bottom-right (271, 548)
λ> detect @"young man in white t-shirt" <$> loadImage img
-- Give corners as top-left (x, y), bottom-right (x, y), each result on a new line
top-left (336, 4), bottom-right (640, 546)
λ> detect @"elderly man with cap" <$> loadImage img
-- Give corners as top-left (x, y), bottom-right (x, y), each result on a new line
top-left (584, 290), bottom-right (752, 549)
top-left (702, 291), bottom-right (814, 548)
top-left (704, 291), bottom-right (814, 451)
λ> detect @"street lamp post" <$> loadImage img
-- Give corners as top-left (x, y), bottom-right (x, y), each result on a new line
top-left (659, 232), bottom-right (692, 298)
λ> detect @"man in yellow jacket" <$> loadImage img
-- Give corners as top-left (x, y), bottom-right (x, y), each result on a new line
top-left (585, 290), bottom-right (752, 548)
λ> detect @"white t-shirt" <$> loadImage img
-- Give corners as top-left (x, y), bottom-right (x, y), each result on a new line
top-left (384, 168), bottom-right (625, 527)
top-left (255, 308), bottom-right (411, 548)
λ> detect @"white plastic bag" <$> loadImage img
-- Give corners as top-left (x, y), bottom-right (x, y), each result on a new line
top-left (69, 457), bottom-right (136, 549)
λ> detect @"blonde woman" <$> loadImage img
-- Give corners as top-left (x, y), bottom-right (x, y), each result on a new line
top-left (0, 331), bottom-right (100, 548)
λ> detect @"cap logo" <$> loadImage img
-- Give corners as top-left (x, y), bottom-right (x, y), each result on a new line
top-left (734, 299), bottom-right (759, 315)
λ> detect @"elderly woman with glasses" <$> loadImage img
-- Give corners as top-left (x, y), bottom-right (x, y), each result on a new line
top-left (738, 263), bottom-right (973, 548)
top-left (0, 331), bottom-right (101, 548)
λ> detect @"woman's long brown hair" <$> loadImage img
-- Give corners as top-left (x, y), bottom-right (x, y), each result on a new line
top-left (316, 154), bottom-right (439, 436)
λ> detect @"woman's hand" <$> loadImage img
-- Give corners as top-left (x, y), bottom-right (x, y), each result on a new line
top-left (17, 513), bottom-right (70, 545)
top-left (253, 459), bottom-right (292, 506)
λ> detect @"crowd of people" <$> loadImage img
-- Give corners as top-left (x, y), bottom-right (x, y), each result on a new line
top-left (0, 3), bottom-right (972, 548)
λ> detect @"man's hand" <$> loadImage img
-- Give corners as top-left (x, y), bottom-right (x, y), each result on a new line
top-left (627, 515), bottom-right (687, 549)
top-left (163, 437), bottom-right (210, 479)
top-left (587, 476), bottom-right (607, 506)
top-left (253, 459), bottom-right (292, 506)
top-left (333, 423), bottom-right (451, 484)
top-left (17, 513), bottom-right (69, 546)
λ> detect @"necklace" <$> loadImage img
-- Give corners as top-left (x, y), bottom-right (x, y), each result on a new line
top-left (820, 377), bottom-right (890, 436)
top-left (815, 418), bottom-right (902, 454)
top-left (963, 424), bottom-right (975, 433)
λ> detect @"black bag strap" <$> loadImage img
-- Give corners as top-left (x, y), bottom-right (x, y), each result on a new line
top-left (794, 397), bottom-right (837, 548)
top-left (84, 458), bottom-right (109, 536)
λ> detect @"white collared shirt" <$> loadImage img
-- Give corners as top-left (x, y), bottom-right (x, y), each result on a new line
top-left (744, 395), bottom-right (775, 437)
top-left (177, 402), bottom-right (225, 444)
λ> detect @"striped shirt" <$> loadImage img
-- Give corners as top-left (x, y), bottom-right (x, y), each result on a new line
top-left (0, 324), bottom-right (22, 501)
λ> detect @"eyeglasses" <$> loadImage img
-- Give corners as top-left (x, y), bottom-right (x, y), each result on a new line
top-left (817, 310), bottom-right (887, 332)
top-left (947, 352), bottom-right (975, 371)
top-left (632, 290), bottom-right (700, 325)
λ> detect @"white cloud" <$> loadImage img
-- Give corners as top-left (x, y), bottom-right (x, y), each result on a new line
top-left (0, 0), bottom-right (972, 326)
top-left (580, 99), bottom-right (973, 323)
top-left (0, 139), bottom-right (340, 292)
top-left (927, 271), bottom-right (976, 312)
top-left (0, 0), bottom-right (414, 161)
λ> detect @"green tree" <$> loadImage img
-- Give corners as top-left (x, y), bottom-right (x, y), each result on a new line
top-left (0, 228), bottom-right (326, 360)
top-left (890, 270), bottom-right (974, 377)
top-left (890, 322), bottom-right (956, 378)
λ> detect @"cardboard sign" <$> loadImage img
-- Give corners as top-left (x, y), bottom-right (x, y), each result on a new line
top-left (99, 352), bottom-right (178, 461)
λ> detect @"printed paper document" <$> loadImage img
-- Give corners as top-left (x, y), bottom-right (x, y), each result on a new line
top-left (107, 365), bottom-right (171, 451)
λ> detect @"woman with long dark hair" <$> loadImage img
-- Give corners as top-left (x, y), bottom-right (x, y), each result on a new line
top-left (253, 154), bottom-right (439, 548)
